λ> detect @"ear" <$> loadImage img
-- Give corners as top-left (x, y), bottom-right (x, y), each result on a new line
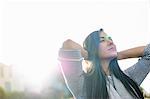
top-left (82, 60), bottom-right (92, 73)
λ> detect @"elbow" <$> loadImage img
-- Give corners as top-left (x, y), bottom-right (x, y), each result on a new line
top-left (62, 39), bottom-right (73, 49)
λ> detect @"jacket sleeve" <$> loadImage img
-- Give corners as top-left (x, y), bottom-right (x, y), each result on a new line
top-left (58, 48), bottom-right (84, 99)
top-left (124, 43), bottom-right (150, 85)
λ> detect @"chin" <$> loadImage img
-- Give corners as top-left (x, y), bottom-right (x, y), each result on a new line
top-left (100, 51), bottom-right (117, 59)
top-left (108, 53), bottom-right (118, 59)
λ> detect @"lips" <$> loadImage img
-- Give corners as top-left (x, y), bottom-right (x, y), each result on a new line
top-left (108, 46), bottom-right (116, 51)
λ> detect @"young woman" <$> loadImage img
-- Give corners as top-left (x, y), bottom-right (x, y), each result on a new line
top-left (58, 29), bottom-right (150, 99)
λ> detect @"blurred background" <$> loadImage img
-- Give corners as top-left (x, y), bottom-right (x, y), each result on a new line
top-left (0, 0), bottom-right (150, 98)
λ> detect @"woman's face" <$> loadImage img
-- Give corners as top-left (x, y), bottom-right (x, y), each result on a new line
top-left (98, 31), bottom-right (117, 60)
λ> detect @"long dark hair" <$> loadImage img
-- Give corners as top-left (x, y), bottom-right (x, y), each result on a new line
top-left (82, 29), bottom-right (144, 99)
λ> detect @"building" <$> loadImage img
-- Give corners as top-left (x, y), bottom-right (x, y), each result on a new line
top-left (0, 63), bottom-right (24, 92)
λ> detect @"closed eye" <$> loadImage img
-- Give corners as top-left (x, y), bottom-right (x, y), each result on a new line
top-left (100, 39), bottom-right (105, 42)
top-left (99, 36), bottom-right (113, 42)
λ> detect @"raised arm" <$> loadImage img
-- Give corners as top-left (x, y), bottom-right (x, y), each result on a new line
top-left (58, 39), bottom-right (87, 98)
top-left (62, 39), bottom-right (88, 59)
top-left (118, 44), bottom-right (150, 85)
top-left (117, 46), bottom-right (145, 60)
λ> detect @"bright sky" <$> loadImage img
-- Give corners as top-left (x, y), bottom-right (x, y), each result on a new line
top-left (0, 0), bottom-right (150, 92)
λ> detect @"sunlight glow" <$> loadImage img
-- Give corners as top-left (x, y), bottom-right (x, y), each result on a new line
top-left (1, 0), bottom-right (149, 92)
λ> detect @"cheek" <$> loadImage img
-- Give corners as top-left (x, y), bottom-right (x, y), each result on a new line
top-left (98, 44), bottom-right (117, 59)
top-left (98, 44), bottom-right (108, 58)
top-left (98, 48), bottom-right (108, 58)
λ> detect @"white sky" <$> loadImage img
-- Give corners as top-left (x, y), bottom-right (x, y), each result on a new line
top-left (0, 0), bottom-right (150, 92)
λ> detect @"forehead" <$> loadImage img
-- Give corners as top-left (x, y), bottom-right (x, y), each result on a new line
top-left (99, 31), bottom-right (108, 37)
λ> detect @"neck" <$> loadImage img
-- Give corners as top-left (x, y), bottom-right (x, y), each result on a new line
top-left (100, 59), bottom-right (111, 76)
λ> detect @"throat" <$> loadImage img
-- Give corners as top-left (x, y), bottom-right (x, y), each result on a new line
top-left (100, 59), bottom-right (111, 76)
top-left (104, 68), bottom-right (110, 76)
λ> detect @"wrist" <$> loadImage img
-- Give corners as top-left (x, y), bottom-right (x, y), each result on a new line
top-left (117, 52), bottom-right (125, 60)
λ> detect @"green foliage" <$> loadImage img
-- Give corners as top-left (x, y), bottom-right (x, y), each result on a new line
top-left (0, 86), bottom-right (72, 99)
top-left (0, 87), bottom-right (6, 99)
top-left (6, 91), bottom-right (25, 99)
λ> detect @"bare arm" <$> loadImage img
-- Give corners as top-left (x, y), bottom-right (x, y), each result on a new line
top-left (62, 39), bottom-right (88, 59)
top-left (117, 46), bottom-right (146, 60)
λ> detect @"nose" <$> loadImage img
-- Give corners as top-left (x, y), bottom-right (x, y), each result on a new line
top-left (107, 39), bottom-right (113, 45)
